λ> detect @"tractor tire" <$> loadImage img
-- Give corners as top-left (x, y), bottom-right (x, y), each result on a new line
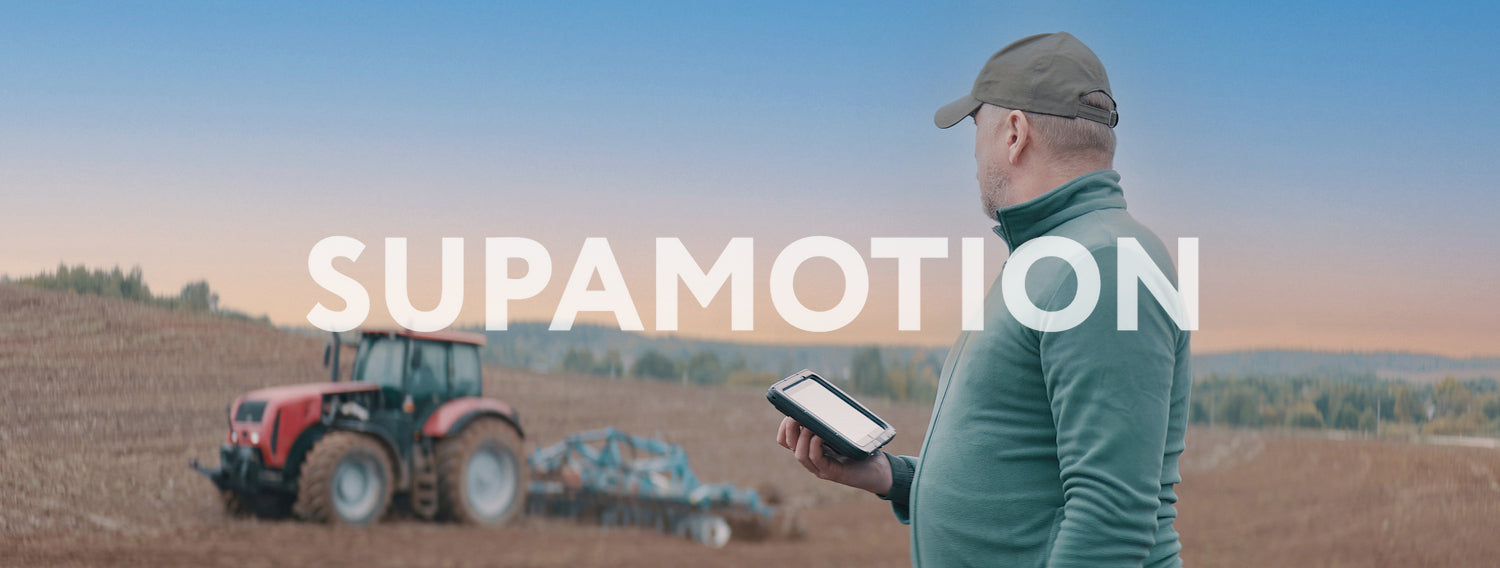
top-left (293, 431), bottom-right (393, 526)
top-left (436, 418), bottom-right (527, 525)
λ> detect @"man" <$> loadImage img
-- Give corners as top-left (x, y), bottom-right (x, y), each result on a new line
top-left (776, 32), bottom-right (1191, 567)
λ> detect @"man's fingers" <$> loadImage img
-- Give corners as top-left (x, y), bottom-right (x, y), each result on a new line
top-left (808, 434), bottom-right (830, 471)
top-left (783, 419), bottom-right (839, 481)
top-left (778, 417), bottom-right (800, 450)
top-left (793, 423), bottom-right (810, 461)
top-left (794, 425), bottom-right (819, 474)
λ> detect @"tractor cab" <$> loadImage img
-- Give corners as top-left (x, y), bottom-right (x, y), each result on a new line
top-left (344, 329), bottom-right (485, 418)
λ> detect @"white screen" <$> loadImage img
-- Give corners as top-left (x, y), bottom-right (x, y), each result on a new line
top-left (785, 378), bottom-right (883, 444)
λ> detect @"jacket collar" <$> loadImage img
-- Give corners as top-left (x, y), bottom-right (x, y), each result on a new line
top-left (992, 169), bottom-right (1127, 252)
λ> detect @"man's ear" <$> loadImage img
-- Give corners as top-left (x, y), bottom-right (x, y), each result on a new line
top-left (1006, 110), bottom-right (1030, 165)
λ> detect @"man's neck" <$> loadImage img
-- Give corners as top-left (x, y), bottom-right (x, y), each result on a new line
top-left (1008, 162), bottom-right (1111, 207)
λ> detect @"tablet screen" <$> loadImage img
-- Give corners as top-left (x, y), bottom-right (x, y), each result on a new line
top-left (785, 377), bottom-right (883, 445)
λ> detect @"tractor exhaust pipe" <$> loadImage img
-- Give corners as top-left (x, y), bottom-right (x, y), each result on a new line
top-left (324, 331), bottom-right (342, 382)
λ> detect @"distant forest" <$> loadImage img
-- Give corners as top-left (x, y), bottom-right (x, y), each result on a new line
top-left (1193, 374), bottom-right (1500, 437)
top-left (477, 323), bottom-right (947, 403)
top-left (5, 264), bottom-right (268, 323)
top-left (478, 324), bottom-right (1500, 436)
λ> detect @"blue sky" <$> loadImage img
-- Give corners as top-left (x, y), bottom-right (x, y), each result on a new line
top-left (3, 2), bottom-right (1497, 354)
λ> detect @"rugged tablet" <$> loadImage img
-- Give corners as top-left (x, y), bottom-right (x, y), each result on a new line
top-left (767, 369), bottom-right (896, 461)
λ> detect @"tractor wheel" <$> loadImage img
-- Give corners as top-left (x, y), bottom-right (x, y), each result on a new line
top-left (436, 418), bottom-right (527, 525)
top-left (294, 432), bottom-right (393, 526)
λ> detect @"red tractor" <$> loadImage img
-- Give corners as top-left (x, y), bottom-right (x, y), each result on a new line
top-left (191, 329), bottom-right (526, 526)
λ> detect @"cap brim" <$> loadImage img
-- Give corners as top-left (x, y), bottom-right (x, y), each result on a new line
top-left (934, 94), bottom-right (982, 129)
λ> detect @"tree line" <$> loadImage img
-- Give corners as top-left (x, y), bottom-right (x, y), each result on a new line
top-left (1192, 373), bottom-right (1500, 436)
top-left (551, 345), bottom-right (1500, 437)
top-left (10, 264), bottom-right (268, 323)
top-left (848, 346), bottom-right (942, 403)
top-left (557, 345), bottom-right (775, 388)
top-left (553, 344), bottom-right (943, 403)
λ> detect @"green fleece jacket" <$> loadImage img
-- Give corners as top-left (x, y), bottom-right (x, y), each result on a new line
top-left (883, 170), bottom-right (1191, 568)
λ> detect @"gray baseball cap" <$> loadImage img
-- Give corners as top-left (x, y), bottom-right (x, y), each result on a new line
top-left (935, 32), bottom-right (1118, 129)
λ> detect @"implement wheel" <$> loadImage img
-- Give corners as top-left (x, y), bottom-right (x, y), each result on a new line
top-left (294, 432), bottom-right (393, 525)
top-left (436, 418), bottom-right (527, 525)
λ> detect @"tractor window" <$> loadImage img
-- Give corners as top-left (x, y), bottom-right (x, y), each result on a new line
top-left (409, 340), bottom-right (448, 405)
top-left (356, 337), bottom-right (405, 392)
top-left (452, 345), bottom-right (481, 398)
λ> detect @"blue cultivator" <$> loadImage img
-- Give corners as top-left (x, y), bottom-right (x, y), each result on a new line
top-left (526, 427), bottom-right (800, 547)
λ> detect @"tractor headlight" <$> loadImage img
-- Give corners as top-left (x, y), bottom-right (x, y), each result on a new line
top-left (230, 431), bottom-right (239, 443)
top-left (249, 431), bottom-right (260, 445)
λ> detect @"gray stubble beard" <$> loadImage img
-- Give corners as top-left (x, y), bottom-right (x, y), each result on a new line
top-left (979, 161), bottom-right (1011, 222)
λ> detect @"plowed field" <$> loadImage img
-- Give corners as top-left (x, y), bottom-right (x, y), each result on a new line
top-left (2, 284), bottom-right (1497, 567)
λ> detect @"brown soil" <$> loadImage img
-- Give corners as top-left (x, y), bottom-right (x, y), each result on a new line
top-left (2, 283), bottom-right (1497, 567)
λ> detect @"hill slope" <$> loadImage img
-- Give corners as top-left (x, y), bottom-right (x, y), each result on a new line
top-left (0, 283), bottom-right (927, 566)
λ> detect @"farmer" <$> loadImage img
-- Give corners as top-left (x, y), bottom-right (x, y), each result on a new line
top-left (776, 32), bottom-right (1191, 567)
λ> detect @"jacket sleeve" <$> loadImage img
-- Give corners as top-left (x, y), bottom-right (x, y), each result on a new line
top-left (1039, 245), bottom-right (1177, 567)
top-left (879, 452), bottom-right (917, 524)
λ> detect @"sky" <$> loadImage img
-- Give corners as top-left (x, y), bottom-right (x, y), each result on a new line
top-left (3, 1), bottom-right (1498, 356)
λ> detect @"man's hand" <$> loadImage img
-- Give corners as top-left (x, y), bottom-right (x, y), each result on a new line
top-left (775, 416), bottom-right (893, 495)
